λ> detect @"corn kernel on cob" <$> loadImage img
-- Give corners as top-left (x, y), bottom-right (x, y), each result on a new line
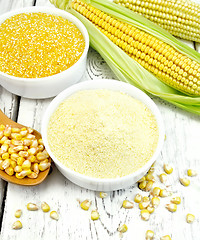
top-left (114, 0), bottom-right (200, 43)
top-left (51, 0), bottom-right (200, 115)
top-left (70, 0), bottom-right (200, 96)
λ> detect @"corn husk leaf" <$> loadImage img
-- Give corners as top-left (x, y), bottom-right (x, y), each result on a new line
top-left (50, 0), bottom-right (200, 115)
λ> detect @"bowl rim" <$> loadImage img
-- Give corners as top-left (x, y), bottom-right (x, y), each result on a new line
top-left (0, 6), bottom-right (89, 82)
top-left (41, 79), bottom-right (165, 184)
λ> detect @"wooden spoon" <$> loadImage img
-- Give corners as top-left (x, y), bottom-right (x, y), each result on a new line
top-left (0, 109), bottom-right (50, 186)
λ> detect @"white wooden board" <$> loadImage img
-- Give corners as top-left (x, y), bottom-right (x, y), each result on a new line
top-left (0, 1), bottom-right (200, 239)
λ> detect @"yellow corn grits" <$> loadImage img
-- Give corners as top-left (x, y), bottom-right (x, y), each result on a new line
top-left (0, 12), bottom-right (85, 78)
top-left (48, 89), bottom-right (159, 178)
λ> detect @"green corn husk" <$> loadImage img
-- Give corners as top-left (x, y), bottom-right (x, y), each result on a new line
top-left (50, 0), bottom-right (200, 115)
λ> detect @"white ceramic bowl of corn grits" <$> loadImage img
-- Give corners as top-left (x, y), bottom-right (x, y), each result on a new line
top-left (0, 7), bottom-right (89, 99)
top-left (42, 80), bottom-right (165, 191)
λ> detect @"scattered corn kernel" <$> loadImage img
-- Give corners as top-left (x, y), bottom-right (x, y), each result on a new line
top-left (11, 153), bottom-right (19, 161)
top-left (99, 192), bottom-right (107, 198)
top-left (2, 159), bottom-right (10, 169)
top-left (14, 166), bottom-right (22, 173)
top-left (160, 235), bottom-right (171, 240)
top-left (187, 169), bottom-right (197, 177)
top-left (14, 209), bottom-right (22, 218)
top-left (163, 164), bottom-right (173, 174)
top-left (147, 205), bottom-right (155, 214)
top-left (12, 220), bottom-right (22, 230)
top-left (38, 162), bottom-right (51, 171)
top-left (139, 181), bottom-right (147, 190)
top-left (40, 159), bottom-right (49, 164)
top-left (146, 173), bottom-right (155, 182)
top-left (159, 173), bottom-right (167, 183)
top-left (33, 163), bottom-right (39, 174)
top-left (138, 176), bottom-right (146, 183)
top-left (17, 169), bottom-right (31, 178)
top-left (18, 151), bottom-right (28, 158)
top-left (20, 130), bottom-right (28, 137)
top-left (28, 148), bottom-right (37, 155)
top-left (27, 172), bottom-right (38, 179)
top-left (0, 124), bottom-right (51, 180)
top-left (38, 145), bottom-right (44, 151)
top-left (23, 139), bottom-right (32, 146)
top-left (28, 155), bottom-right (37, 163)
top-left (91, 210), bottom-right (100, 220)
top-left (151, 197), bottom-right (160, 208)
top-left (15, 172), bottom-right (25, 179)
top-left (143, 196), bottom-right (150, 202)
top-left (80, 200), bottom-right (91, 211)
top-left (27, 128), bottom-right (34, 134)
top-left (31, 140), bottom-right (38, 148)
top-left (37, 152), bottom-right (49, 161)
top-left (17, 157), bottom-right (24, 166)
top-left (159, 189), bottom-right (169, 198)
top-left (145, 180), bottom-right (154, 191)
top-left (0, 124), bottom-right (5, 131)
top-left (13, 146), bottom-right (24, 152)
top-left (27, 203), bottom-right (39, 211)
top-left (151, 187), bottom-right (161, 197)
top-left (122, 200), bottom-right (134, 209)
top-left (171, 197), bottom-right (181, 205)
top-left (22, 160), bottom-right (31, 170)
top-left (117, 224), bottom-right (128, 233)
top-left (2, 152), bottom-right (9, 160)
top-left (148, 163), bottom-right (155, 173)
top-left (139, 200), bottom-right (150, 210)
top-left (165, 203), bottom-right (177, 212)
top-left (4, 126), bottom-right (11, 137)
top-left (141, 209), bottom-right (150, 221)
top-left (41, 202), bottom-right (50, 212)
top-left (180, 177), bottom-right (190, 186)
top-left (186, 213), bottom-right (195, 224)
top-left (11, 139), bottom-right (23, 146)
top-left (11, 128), bottom-right (20, 133)
top-left (146, 230), bottom-right (154, 240)
top-left (5, 167), bottom-right (14, 176)
top-left (50, 211), bottom-right (59, 220)
top-left (134, 194), bottom-right (142, 203)
top-left (10, 160), bottom-right (17, 169)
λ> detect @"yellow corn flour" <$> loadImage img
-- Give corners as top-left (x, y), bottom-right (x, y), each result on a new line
top-left (47, 89), bottom-right (159, 178)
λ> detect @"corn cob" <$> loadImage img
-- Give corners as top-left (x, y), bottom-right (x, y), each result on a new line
top-left (71, 0), bottom-right (200, 96)
top-left (51, 0), bottom-right (200, 114)
top-left (114, 0), bottom-right (200, 43)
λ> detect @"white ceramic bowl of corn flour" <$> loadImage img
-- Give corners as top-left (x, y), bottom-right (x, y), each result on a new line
top-left (0, 7), bottom-right (89, 99)
top-left (42, 80), bottom-right (165, 191)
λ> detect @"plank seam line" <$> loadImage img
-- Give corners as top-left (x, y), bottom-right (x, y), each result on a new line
top-left (0, 182), bottom-right (8, 233)
top-left (33, 0), bottom-right (37, 6)
top-left (12, 96), bottom-right (21, 122)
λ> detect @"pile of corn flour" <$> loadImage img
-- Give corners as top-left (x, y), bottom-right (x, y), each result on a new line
top-left (48, 89), bottom-right (159, 178)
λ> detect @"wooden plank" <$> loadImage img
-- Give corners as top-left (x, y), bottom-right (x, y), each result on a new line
top-left (0, 0), bottom-right (37, 236)
top-left (195, 43), bottom-right (200, 52)
top-left (35, 0), bottom-right (53, 6)
top-left (0, 0), bottom-right (35, 13)
top-left (0, 0), bottom-right (36, 226)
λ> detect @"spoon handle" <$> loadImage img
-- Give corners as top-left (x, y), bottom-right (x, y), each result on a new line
top-left (0, 109), bottom-right (23, 128)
